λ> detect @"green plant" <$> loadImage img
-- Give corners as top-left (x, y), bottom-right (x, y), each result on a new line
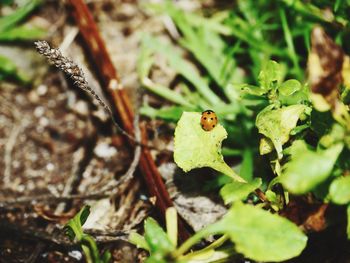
top-left (131, 1), bottom-right (350, 262)
top-left (64, 206), bottom-right (111, 263)
top-left (132, 57), bottom-right (350, 261)
top-left (0, 0), bottom-right (45, 83)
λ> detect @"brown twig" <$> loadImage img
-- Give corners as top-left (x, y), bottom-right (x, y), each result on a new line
top-left (67, 0), bottom-right (190, 241)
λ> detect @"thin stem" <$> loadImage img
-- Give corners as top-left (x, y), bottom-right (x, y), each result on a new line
top-left (172, 229), bottom-right (210, 258)
top-left (179, 235), bottom-right (229, 261)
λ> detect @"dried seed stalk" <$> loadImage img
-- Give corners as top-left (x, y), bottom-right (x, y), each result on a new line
top-left (34, 40), bottom-right (137, 142)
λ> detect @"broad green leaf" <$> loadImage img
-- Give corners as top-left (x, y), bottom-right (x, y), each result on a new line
top-left (174, 112), bottom-right (244, 182)
top-left (329, 176), bottom-right (350, 204)
top-left (280, 141), bottom-right (343, 194)
top-left (279, 79), bottom-right (301, 96)
top-left (258, 60), bottom-right (283, 92)
top-left (220, 178), bottom-right (261, 204)
top-left (144, 217), bottom-right (175, 255)
top-left (279, 85), bottom-right (309, 106)
top-left (256, 105), bottom-right (306, 158)
top-left (206, 202), bottom-right (307, 262)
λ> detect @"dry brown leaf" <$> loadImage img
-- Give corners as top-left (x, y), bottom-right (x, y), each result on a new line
top-left (308, 26), bottom-right (344, 110)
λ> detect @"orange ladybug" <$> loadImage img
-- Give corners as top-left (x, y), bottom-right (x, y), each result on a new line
top-left (200, 110), bottom-right (218, 131)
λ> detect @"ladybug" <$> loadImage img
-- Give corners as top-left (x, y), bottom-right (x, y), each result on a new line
top-left (200, 110), bottom-right (218, 131)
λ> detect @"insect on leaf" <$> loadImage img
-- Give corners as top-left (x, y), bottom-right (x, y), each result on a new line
top-left (174, 112), bottom-right (244, 182)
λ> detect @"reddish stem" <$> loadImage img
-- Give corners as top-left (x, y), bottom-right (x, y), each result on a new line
top-left (67, 0), bottom-right (190, 241)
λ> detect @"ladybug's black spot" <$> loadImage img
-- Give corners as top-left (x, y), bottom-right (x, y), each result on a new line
top-left (204, 117), bottom-right (207, 120)
top-left (215, 117), bottom-right (217, 120)
top-left (201, 124), bottom-right (204, 128)
top-left (211, 117), bottom-right (213, 120)
top-left (212, 125), bottom-right (215, 128)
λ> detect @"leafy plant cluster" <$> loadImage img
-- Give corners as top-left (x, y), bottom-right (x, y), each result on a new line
top-left (131, 0), bottom-right (350, 262)
top-left (0, 0), bottom-right (45, 83)
top-left (64, 206), bottom-right (111, 263)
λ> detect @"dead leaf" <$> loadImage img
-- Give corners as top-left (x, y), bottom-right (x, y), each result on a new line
top-left (308, 26), bottom-right (344, 109)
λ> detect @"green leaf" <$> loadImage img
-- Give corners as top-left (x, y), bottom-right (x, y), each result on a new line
top-left (280, 141), bottom-right (343, 194)
top-left (239, 83), bottom-right (266, 96)
top-left (141, 35), bottom-right (221, 105)
top-left (64, 206), bottom-right (90, 241)
top-left (239, 148), bottom-right (254, 181)
top-left (0, 0), bottom-right (42, 32)
top-left (101, 250), bottom-right (112, 263)
top-left (256, 104), bottom-right (306, 158)
top-left (79, 205), bottom-right (91, 226)
top-left (279, 79), bottom-right (301, 96)
top-left (140, 105), bottom-right (190, 122)
top-left (0, 24), bottom-right (46, 41)
top-left (206, 202), bottom-right (307, 262)
top-left (129, 232), bottom-right (150, 251)
top-left (81, 235), bottom-right (101, 263)
top-left (144, 217), bottom-right (175, 255)
top-left (0, 54), bottom-right (30, 83)
top-left (258, 60), bottom-right (284, 92)
top-left (220, 178), bottom-right (262, 204)
top-left (329, 176), bottom-right (350, 204)
top-left (174, 112), bottom-right (244, 181)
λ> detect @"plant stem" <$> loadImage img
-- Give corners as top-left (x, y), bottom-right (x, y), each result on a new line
top-left (178, 235), bottom-right (230, 261)
top-left (172, 229), bottom-right (210, 258)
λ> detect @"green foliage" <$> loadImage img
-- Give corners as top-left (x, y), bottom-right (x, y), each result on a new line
top-left (0, 0), bottom-right (42, 32)
top-left (174, 112), bottom-right (243, 182)
top-left (0, 0), bottom-right (45, 83)
top-left (0, 55), bottom-right (29, 83)
top-left (135, 1), bottom-right (350, 261)
top-left (280, 141), bottom-right (344, 194)
top-left (329, 176), bottom-right (350, 205)
top-left (220, 178), bottom-right (261, 204)
top-left (131, 204), bottom-right (307, 262)
top-left (144, 218), bottom-right (175, 255)
top-left (256, 104), bottom-right (306, 158)
top-left (64, 206), bottom-right (111, 263)
top-left (205, 202), bottom-right (307, 262)
top-left (258, 60), bottom-right (284, 92)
